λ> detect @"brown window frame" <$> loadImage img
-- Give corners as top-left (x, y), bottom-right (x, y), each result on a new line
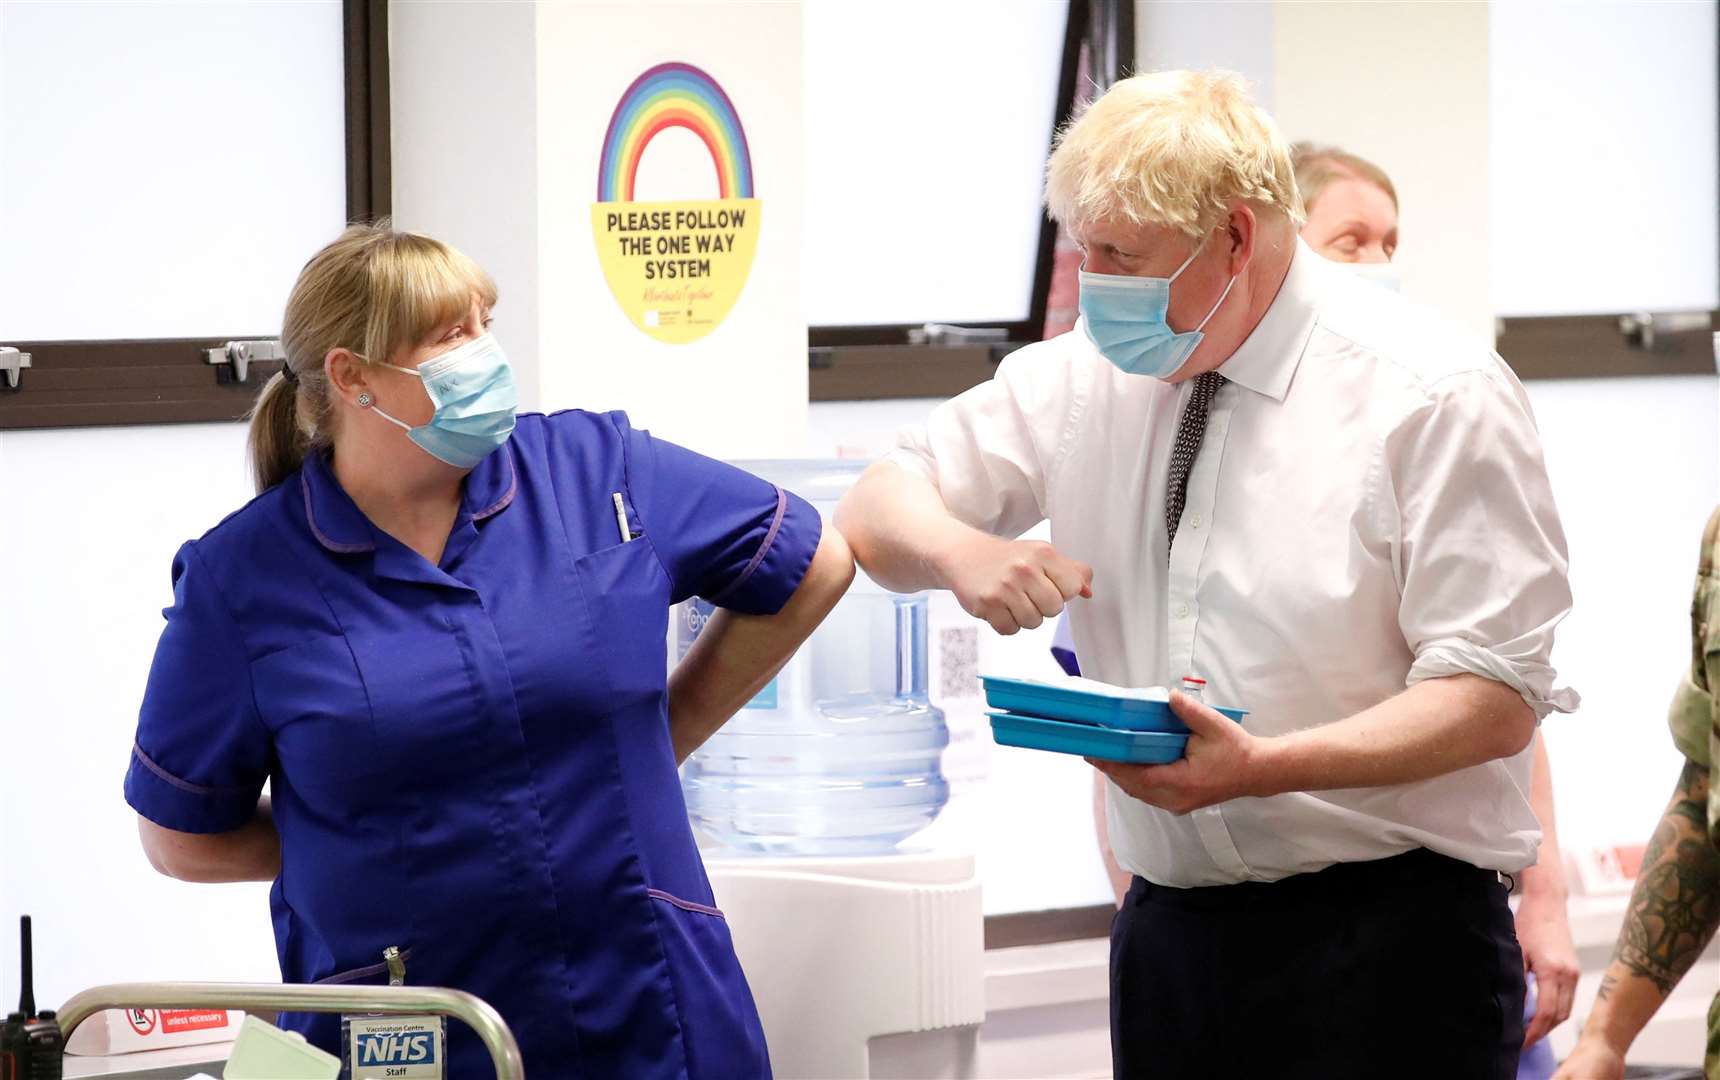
top-left (0, 0), bottom-right (390, 431)
top-left (1499, 312), bottom-right (1717, 381)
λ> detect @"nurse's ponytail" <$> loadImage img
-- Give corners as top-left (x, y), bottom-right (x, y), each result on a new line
top-left (247, 367), bottom-right (311, 493)
top-left (248, 221), bottom-right (497, 493)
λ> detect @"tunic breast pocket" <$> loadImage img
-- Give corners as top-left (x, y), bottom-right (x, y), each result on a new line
top-left (573, 539), bottom-right (671, 710)
top-left (253, 635), bottom-right (379, 796)
top-left (344, 618), bottom-right (493, 786)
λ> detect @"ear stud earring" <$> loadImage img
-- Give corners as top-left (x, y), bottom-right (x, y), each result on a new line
top-left (357, 392), bottom-right (374, 408)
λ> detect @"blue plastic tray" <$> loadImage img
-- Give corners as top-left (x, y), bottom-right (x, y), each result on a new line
top-left (982, 676), bottom-right (1247, 732)
top-left (988, 711), bottom-right (1191, 764)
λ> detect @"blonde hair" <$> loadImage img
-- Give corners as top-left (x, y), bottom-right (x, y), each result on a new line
top-left (1044, 69), bottom-right (1303, 239)
top-left (248, 223), bottom-right (498, 493)
top-left (1290, 142), bottom-right (1399, 214)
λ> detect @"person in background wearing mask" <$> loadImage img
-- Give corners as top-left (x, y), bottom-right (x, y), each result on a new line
top-left (1074, 139), bottom-right (1582, 1071)
top-left (124, 224), bottom-right (853, 1078)
top-left (1554, 508), bottom-right (1720, 1078)
top-left (838, 70), bottom-right (1577, 1078)
top-left (1291, 142), bottom-right (1400, 271)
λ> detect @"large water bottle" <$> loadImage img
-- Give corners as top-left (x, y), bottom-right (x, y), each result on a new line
top-left (678, 460), bottom-right (950, 856)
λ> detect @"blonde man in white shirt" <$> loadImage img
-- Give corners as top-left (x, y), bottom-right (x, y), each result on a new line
top-left (836, 70), bottom-right (1577, 1079)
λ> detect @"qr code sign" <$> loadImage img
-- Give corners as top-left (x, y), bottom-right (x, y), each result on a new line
top-left (938, 626), bottom-right (980, 699)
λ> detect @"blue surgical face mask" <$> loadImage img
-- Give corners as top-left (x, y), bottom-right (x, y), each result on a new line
top-left (367, 332), bottom-right (518, 469)
top-left (1079, 242), bottom-right (1238, 380)
top-left (1344, 259), bottom-right (1402, 293)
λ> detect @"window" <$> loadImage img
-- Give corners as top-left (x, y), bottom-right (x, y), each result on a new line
top-left (807, 0), bottom-right (1131, 402)
top-left (0, 0), bottom-right (388, 428)
top-left (1490, 0), bottom-right (1718, 378)
top-left (803, 1), bottom-right (1070, 331)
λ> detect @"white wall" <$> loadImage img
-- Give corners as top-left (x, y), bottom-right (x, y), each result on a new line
top-left (1491, 0), bottom-right (1718, 317)
top-left (1137, 1), bottom-right (1493, 334)
top-left (1269, 1), bottom-right (1493, 343)
top-left (535, 0), bottom-right (807, 457)
top-left (1528, 376), bottom-right (1720, 851)
top-left (391, 1), bottom-right (808, 456)
top-left (0, 424), bottom-right (281, 1009)
top-left (1136, 0), bottom-right (1275, 110)
top-left (389, 1), bottom-right (542, 410)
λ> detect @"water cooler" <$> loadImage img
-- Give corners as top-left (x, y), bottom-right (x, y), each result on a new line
top-left (679, 461), bottom-right (985, 1079)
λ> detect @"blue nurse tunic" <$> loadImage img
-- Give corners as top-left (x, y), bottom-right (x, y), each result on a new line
top-left (124, 410), bottom-right (821, 1079)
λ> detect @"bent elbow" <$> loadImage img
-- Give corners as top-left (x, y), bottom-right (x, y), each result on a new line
top-left (140, 838), bottom-right (185, 880)
top-left (1445, 674), bottom-right (1537, 763)
top-left (834, 462), bottom-right (906, 558)
top-left (826, 528), bottom-right (857, 590)
top-left (137, 816), bottom-right (199, 882)
top-left (832, 485), bottom-right (874, 560)
top-left (805, 527), bottom-right (856, 612)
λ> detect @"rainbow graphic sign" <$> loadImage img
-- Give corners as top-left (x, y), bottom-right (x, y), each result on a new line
top-left (591, 62), bottom-right (761, 345)
top-left (597, 63), bottom-right (754, 203)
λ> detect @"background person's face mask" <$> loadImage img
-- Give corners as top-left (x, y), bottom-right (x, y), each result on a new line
top-left (1345, 260), bottom-right (1403, 293)
top-left (1079, 241), bottom-right (1238, 380)
top-left (366, 332), bottom-right (518, 469)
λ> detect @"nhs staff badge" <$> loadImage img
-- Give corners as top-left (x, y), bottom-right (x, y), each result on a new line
top-left (342, 1015), bottom-right (445, 1079)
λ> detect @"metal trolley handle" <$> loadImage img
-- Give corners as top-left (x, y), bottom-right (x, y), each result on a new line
top-left (56, 982), bottom-right (525, 1079)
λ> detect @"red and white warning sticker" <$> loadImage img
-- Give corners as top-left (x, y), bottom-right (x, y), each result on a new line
top-left (161, 1010), bottom-right (231, 1034)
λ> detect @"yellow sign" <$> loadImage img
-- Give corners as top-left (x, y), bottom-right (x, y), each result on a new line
top-left (592, 62), bottom-right (761, 344)
top-left (590, 199), bottom-right (761, 344)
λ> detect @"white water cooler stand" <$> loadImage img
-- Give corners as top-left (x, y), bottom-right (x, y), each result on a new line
top-left (705, 850), bottom-right (985, 1079)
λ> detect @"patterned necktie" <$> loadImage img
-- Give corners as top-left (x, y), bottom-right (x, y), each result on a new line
top-left (1165, 371), bottom-right (1227, 559)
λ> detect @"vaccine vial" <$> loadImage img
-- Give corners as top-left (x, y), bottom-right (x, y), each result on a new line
top-left (1181, 676), bottom-right (1206, 701)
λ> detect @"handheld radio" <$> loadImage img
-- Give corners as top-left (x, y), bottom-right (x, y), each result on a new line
top-left (0, 917), bottom-right (63, 1080)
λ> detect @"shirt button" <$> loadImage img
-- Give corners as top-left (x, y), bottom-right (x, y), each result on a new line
top-left (1190, 513), bottom-right (1203, 528)
top-left (1174, 602), bottom-right (1190, 619)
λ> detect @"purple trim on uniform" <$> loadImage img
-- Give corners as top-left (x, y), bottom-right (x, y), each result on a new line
top-left (470, 446), bottom-right (519, 522)
top-left (301, 473), bottom-right (374, 554)
top-left (710, 485), bottom-right (788, 604)
top-left (646, 889), bottom-right (726, 919)
top-left (131, 741), bottom-right (249, 796)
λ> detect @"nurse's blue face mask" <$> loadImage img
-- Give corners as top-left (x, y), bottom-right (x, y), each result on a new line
top-left (365, 332), bottom-right (518, 469)
top-left (1078, 238), bottom-right (1238, 380)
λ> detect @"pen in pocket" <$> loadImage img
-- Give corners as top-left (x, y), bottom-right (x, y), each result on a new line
top-left (612, 492), bottom-right (633, 543)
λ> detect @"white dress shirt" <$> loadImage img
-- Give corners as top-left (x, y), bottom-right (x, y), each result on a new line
top-left (888, 240), bottom-right (1579, 887)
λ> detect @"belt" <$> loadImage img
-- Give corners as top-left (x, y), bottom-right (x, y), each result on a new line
top-left (1130, 848), bottom-right (1514, 912)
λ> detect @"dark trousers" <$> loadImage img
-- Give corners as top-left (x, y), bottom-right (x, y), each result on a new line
top-left (1111, 848), bottom-right (1525, 1080)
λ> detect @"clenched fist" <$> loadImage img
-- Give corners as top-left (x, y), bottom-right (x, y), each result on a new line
top-left (946, 536), bottom-right (1093, 635)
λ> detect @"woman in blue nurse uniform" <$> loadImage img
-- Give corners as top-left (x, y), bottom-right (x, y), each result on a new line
top-left (125, 224), bottom-right (854, 1078)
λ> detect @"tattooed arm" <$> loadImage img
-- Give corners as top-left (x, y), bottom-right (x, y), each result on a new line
top-left (1553, 760), bottom-right (1720, 1079)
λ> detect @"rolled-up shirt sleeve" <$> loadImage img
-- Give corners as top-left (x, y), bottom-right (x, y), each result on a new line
top-left (886, 342), bottom-right (1082, 540)
top-left (1389, 365), bottom-right (1580, 719)
top-left (124, 541), bottom-right (273, 833)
